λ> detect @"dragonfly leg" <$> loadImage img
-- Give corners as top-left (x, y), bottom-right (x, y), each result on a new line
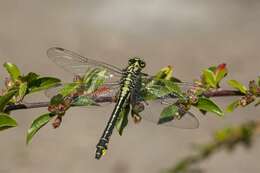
top-left (131, 102), bottom-right (145, 124)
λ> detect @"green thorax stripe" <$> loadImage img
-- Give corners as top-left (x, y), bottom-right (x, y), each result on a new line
top-left (109, 65), bottom-right (139, 120)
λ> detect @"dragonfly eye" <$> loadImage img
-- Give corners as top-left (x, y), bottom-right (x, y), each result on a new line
top-left (139, 61), bottom-right (146, 68)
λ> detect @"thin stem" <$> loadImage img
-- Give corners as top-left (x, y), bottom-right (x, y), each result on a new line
top-left (4, 89), bottom-right (245, 112)
top-left (4, 96), bottom-right (114, 112)
top-left (4, 102), bottom-right (49, 112)
top-left (203, 89), bottom-right (244, 97)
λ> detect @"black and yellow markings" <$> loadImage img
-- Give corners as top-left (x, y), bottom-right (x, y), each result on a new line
top-left (95, 58), bottom-right (145, 159)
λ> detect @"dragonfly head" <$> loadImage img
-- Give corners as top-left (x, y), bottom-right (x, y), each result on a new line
top-left (128, 57), bottom-right (146, 69)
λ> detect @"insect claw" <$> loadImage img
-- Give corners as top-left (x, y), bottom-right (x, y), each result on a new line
top-left (131, 112), bottom-right (142, 124)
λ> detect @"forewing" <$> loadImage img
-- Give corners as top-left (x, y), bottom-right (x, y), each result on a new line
top-left (47, 47), bottom-right (122, 83)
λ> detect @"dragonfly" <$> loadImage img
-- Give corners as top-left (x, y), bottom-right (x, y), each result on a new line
top-left (46, 47), bottom-right (199, 159)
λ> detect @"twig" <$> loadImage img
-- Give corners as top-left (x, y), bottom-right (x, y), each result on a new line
top-left (166, 120), bottom-right (260, 173)
top-left (4, 90), bottom-right (244, 112)
top-left (5, 102), bottom-right (50, 112)
top-left (203, 89), bottom-right (243, 97)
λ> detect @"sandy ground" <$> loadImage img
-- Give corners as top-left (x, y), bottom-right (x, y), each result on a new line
top-left (0, 1), bottom-right (260, 173)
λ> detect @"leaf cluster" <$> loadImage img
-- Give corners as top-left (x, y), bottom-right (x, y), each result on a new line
top-left (0, 63), bottom-right (60, 132)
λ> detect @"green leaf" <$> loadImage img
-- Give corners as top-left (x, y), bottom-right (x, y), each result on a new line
top-left (199, 109), bottom-right (207, 115)
top-left (18, 82), bottom-right (28, 101)
top-left (0, 89), bottom-right (17, 111)
top-left (50, 94), bottom-right (64, 105)
top-left (228, 80), bottom-right (248, 94)
top-left (203, 69), bottom-right (217, 88)
top-left (29, 77), bottom-right (61, 93)
top-left (116, 104), bottom-right (130, 136)
top-left (162, 80), bottom-right (185, 98)
top-left (0, 113), bottom-right (17, 131)
top-left (208, 66), bottom-right (217, 72)
top-left (154, 66), bottom-right (173, 80)
top-left (83, 68), bottom-right (107, 94)
top-left (226, 100), bottom-right (240, 112)
top-left (26, 113), bottom-right (55, 144)
top-left (158, 104), bottom-right (179, 124)
top-left (59, 83), bottom-right (79, 97)
top-left (195, 97), bottom-right (224, 116)
top-left (215, 64), bottom-right (228, 83)
top-left (143, 83), bottom-right (171, 100)
top-left (143, 79), bottom-right (185, 101)
top-left (22, 72), bottom-right (39, 83)
top-left (258, 76), bottom-right (260, 86)
top-left (3, 62), bottom-right (21, 80)
top-left (71, 96), bottom-right (97, 106)
top-left (169, 77), bottom-right (182, 83)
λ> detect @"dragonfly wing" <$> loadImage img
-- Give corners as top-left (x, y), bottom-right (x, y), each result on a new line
top-left (139, 98), bottom-right (199, 129)
top-left (47, 47), bottom-right (122, 83)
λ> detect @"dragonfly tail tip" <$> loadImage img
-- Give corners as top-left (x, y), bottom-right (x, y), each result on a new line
top-left (95, 148), bottom-right (103, 160)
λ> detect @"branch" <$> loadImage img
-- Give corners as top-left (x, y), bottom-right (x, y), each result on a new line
top-left (4, 95), bottom-right (115, 112)
top-left (4, 102), bottom-right (49, 112)
top-left (1, 59), bottom-right (259, 170)
top-left (203, 89), bottom-right (244, 97)
top-left (166, 120), bottom-right (260, 173)
top-left (4, 89), bottom-right (244, 112)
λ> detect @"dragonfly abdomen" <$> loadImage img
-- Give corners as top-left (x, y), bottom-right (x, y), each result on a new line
top-left (95, 76), bottom-right (134, 159)
top-left (95, 59), bottom-right (145, 159)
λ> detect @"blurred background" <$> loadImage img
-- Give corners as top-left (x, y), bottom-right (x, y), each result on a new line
top-left (0, 0), bottom-right (260, 173)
